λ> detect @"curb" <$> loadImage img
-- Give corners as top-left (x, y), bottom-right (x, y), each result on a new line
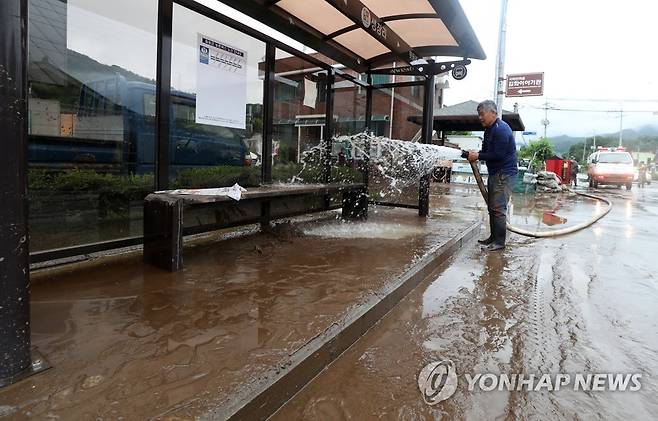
top-left (204, 220), bottom-right (481, 420)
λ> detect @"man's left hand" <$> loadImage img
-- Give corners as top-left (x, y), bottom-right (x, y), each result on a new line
top-left (467, 151), bottom-right (479, 162)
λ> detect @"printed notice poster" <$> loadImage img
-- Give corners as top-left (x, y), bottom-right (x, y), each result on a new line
top-left (196, 34), bottom-right (247, 129)
top-left (303, 78), bottom-right (317, 108)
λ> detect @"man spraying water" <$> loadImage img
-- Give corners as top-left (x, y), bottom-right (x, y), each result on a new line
top-left (466, 100), bottom-right (518, 251)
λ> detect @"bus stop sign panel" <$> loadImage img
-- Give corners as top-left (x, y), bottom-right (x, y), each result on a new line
top-left (505, 72), bottom-right (544, 97)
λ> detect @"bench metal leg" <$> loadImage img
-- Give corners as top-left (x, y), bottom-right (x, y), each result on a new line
top-left (418, 174), bottom-right (431, 217)
top-left (342, 189), bottom-right (368, 220)
top-left (144, 197), bottom-right (184, 272)
top-left (260, 201), bottom-right (271, 231)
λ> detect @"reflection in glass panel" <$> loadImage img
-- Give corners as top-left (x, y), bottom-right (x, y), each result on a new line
top-left (170, 5), bottom-right (265, 189)
top-left (330, 75), bottom-right (367, 183)
top-left (369, 84), bottom-right (425, 205)
top-left (27, 0), bottom-right (157, 251)
top-left (372, 85), bottom-right (424, 140)
top-left (333, 75), bottom-right (367, 137)
top-left (271, 50), bottom-right (328, 183)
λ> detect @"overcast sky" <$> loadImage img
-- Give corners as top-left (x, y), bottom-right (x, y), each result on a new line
top-left (208, 0), bottom-right (658, 138)
top-left (452, 0), bottom-right (658, 139)
top-left (69, 0), bottom-right (658, 139)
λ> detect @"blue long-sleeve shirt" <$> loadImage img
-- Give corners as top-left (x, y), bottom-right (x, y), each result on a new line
top-left (478, 118), bottom-right (518, 176)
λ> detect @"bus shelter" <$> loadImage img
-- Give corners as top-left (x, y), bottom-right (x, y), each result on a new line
top-left (1, 0), bottom-right (484, 387)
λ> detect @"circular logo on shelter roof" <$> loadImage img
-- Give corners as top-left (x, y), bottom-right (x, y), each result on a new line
top-left (361, 7), bottom-right (372, 28)
top-left (452, 65), bottom-right (467, 80)
top-left (418, 359), bottom-right (458, 405)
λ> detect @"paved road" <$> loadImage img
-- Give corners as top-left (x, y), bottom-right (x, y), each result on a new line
top-left (274, 184), bottom-right (658, 420)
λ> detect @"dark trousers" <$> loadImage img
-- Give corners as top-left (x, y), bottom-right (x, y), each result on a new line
top-left (487, 172), bottom-right (516, 245)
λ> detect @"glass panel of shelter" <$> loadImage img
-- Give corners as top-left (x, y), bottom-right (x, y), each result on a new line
top-left (331, 74), bottom-right (367, 184)
top-left (271, 49), bottom-right (327, 183)
top-left (170, 4), bottom-right (265, 189)
top-left (24, 0), bottom-right (338, 257)
top-left (26, 0), bottom-right (159, 252)
top-left (369, 78), bottom-right (425, 206)
top-left (24, 0), bottom-right (431, 257)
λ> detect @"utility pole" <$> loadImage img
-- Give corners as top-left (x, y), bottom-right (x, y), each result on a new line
top-left (542, 101), bottom-right (549, 139)
top-left (582, 138), bottom-right (587, 162)
top-left (618, 107), bottom-right (624, 147)
top-left (593, 131), bottom-right (597, 150)
top-left (583, 131), bottom-right (596, 161)
top-left (493, 0), bottom-right (508, 114)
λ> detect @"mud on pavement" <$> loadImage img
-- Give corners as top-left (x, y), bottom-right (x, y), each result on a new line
top-left (275, 186), bottom-right (658, 420)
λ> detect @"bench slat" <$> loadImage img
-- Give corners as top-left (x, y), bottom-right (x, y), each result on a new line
top-left (144, 183), bottom-right (367, 272)
top-left (146, 183), bottom-right (365, 205)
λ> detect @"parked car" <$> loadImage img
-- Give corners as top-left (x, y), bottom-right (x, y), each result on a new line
top-left (587, 147), bottom-right (634, 189)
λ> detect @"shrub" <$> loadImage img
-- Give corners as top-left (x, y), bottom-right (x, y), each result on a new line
top-left (172, 166), bottom-right (260, 188)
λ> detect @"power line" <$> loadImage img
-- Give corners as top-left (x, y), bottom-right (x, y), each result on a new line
top-left (521, 105), bottom-right (658, 113)
top-left (545, 97), bottom-right (658, 103)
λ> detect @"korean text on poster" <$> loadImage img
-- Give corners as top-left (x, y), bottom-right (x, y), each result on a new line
top-left (196, 34), bottom-right (248, 129)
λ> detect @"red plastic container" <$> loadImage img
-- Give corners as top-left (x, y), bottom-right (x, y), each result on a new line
top-left (545, 156), bottom-right (572, 184)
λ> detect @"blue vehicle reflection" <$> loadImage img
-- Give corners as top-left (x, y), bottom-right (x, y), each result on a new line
top-left (28, 75), bottom-right (251, 174)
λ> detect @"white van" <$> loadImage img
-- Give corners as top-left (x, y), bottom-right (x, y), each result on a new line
top-left (587, 147), bottom-right (634, 189)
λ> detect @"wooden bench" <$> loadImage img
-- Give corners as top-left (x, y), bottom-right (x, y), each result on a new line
top-left (143, 183), bottom-right (368, 271)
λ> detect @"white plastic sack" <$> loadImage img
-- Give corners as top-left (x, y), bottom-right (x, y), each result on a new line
top-left (537, 171), bottom-right (559, 181)
top-left (538, 179), bottom-right (560, 189)
top-left (157, 183), bottom-right (248, 201)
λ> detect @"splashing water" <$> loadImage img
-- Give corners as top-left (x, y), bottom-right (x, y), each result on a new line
top-left (303, 220), bottom-right (427, 239)
top-left (291, 132), bottom-right (462, 199)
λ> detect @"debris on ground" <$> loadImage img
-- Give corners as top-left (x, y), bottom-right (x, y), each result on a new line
top-left (533, 171), bottom-right (568, 193)
top-left (263, 220), bottom-right (304, 243)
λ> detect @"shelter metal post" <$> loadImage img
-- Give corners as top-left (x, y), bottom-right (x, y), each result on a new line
top-left (260, 43), bottom-right (276, 229)
top-left (419, 70), bottom-right (436, 217)
top-left (323, 70), bottom-right (335, 207)
top-left (0, 0), bottom-right (49, 388)
top-left (155, 0), bottom-right (173, 190)
top-left (365, 75), bottom-right (373, 131)
top-left (261, 43), bottom-right (275, 184)
top-left (364, 73), bottom-right (373, 187)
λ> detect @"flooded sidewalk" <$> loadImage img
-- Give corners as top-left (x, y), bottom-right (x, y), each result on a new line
top-left (0, 184), bottom-right (483, 420)
top-left (274, 185), bottom-right (658, 420)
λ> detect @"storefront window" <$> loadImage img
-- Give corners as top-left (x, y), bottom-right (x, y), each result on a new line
top-left (170, 5), bottom-right (265, 189)
top-left (27, 0), bottom-right (158, 251)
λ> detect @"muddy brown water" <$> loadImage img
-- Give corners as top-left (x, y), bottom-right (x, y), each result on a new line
top-left (6, 183), bottom-right (654, 420)
top-left (0, 185), bottom-right (482, 420)
top-left (275, 185), bottom-right (658, 420)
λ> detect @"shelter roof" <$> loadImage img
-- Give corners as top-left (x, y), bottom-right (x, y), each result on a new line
top-left (221, 0), bottom-right (485, 72)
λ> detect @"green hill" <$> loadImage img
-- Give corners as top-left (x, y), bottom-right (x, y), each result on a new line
top-left (549, 125), bottom-right (658, 155)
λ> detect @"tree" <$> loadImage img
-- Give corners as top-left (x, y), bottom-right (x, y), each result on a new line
top-left (519, 138), bottom-right (555, 170)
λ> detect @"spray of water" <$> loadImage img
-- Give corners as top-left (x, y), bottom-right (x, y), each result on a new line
top-left (288, 132), bottom-right (462, 199)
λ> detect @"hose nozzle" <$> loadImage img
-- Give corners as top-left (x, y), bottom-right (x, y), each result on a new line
top-left (460, 149), bottom-right (470, 159)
